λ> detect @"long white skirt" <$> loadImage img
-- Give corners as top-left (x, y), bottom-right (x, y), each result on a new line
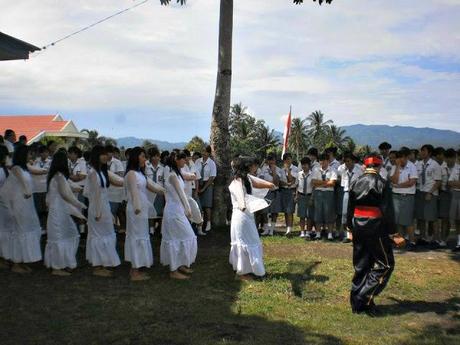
top-left (160, 201), bottom-right (197, 272)
top-left (0, 198), bottom-right (14, 260)
top-left (44, 207), bottom-right (80, 269)
top-left (229, 208), bottom-right (265, 276)
top-left (124, 203), bottom-right (153, 269)
top-left (10, 195), bottom-right (42, 263)
top-left (86, 202), bottom-right (120, 267)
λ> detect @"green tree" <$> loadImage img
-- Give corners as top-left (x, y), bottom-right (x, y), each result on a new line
top-left (186, 136), bottom-right (207, 153)
top-left (142, 140), bottom-right (156, 151)
top-left (80, 129), bottom-right (100, 149)
top-left (326, 125), bottom-right (351, 152)
top-left (307, 110), bottom-right (332, 151)
top-left (343, 137), bottom-right (357, 154)
top-left (289, 117), bottom-right (309, 161)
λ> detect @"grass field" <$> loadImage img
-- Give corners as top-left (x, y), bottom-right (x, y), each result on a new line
top-left (1, 229), bottom-right (459, 345)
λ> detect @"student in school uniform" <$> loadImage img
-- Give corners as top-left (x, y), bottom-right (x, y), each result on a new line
top-left (390, 148), bottom-right (418, 250)
top-left (295, 157), bottom-right (314, 238)
top-left (276, 153), bottom-right (298, 236)
top-left (145, 146), bottom-right (166, 235)
top-left (0, 145), bottom-right (13, 269)
top-left (307, 147), bottom-right (321, 171)
top-left (439, 148), bottom-right (456, 248)
top-left (106, 145), bottom-right (126, 234)
top-left (312, 153), bottom-right (338, 240)
top-left (68, 146), bottom-right (88, 234)
top-left (415, 144), bottom-right (442, 247)
top-left (433, 147), bottom-right (445, 166)
top-left (259, 153), bottom-right (282, 236)
top-left (448, 151), bottom-right (460, 251)
top-left (379, 142), bottom-right (393, 175)
top-left (195, 146), bottom-right (217, 233)
top-left (338, 152), bottom-right (363, 243)
top-left (326, 147), bottom-right (342, 237)
top-left (29, 145), bottom-right (51, 233)
top-left (409, 149), bottom-right (419, 164)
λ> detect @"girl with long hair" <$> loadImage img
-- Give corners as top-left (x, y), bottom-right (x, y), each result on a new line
top-left (84, 145), bottom-right (124, 277)
top-left (229, 156), bottom-right (274, 281)
top-left (160, 151), bottom-right (198, 280)
top-left (125, 147), bottom-right (165, 281)
top-left (44, 150), bottom-right (86, 276)
top-left (4, 145), bottom-right (42, 273)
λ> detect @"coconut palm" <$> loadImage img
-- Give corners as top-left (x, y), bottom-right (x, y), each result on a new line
top-left (344, 138), bottom-right (357, 155)
top-left (306, 110), bottom-right (332, 150)
top-left (289, 117), bottom-right (309, 161)
top-left (80, 129), bottom-right (100, 149)
top-left (327, 125), bottom-right (351, 151)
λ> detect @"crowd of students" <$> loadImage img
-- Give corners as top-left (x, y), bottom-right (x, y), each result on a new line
top-left (251, 143), bottom-right (460, 253)
top-left (0, 127), bottom-right (459, 282)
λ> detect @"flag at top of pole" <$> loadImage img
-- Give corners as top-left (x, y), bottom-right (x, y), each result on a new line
top-left (281, 106), bottom-right (292, 159)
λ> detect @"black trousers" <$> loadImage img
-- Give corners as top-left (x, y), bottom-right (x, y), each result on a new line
top-left (350, 217), bottom-right (395, 312)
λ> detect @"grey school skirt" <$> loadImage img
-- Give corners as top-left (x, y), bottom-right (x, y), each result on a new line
top-left (450, 190), bottom-right (460, 220)
top-left (314, 190), bottom-right (335, 224)
top-left (199, 185), bottom-right (214, 209)
top-left (438, 191), bottom-right (452, 219)
top-left (297, 193), bottom-right (314, 219)
top-left (269, 190), bottom-right (283, 214)
top-left (415, 191), bottom-right (438, 222)
top-left (280, 188), bottom-right (296, 214)
top-left (261, 190), bottom-right (276, 214)
top-left (392, 193), bottom-right (415, 227)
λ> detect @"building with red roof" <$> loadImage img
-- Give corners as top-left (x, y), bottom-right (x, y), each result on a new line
top-left (0, 114), bottom-right (88, 144)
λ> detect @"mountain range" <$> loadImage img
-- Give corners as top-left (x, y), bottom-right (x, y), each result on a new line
top-left (117, 125), bottom-right (460, 150)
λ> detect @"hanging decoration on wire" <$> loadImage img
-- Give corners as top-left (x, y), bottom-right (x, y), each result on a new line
top-left (33, 0), bottom-right (151, 57)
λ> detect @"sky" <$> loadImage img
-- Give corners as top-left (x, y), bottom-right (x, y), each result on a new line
top-left (1, 0), bottom-right (460, 142)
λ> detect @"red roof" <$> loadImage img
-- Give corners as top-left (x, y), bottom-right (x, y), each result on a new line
top-left (0, 115), bottom-right (70, 143)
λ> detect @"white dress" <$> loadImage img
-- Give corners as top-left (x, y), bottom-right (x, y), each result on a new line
top-left (124, 171), bottom-right (153, 268)
top-left (85, 170), bottom-right (121, 267)
top-left (228, 177), bottom-right (267, 277)
top-left (160, 170), bottom-right (197, 271)
top-left (44, 173), bottom-right (84, 270)
top-left (4, 167), bottom-right (42, 263)
top-left (0, 168), bottom-right (14, 260)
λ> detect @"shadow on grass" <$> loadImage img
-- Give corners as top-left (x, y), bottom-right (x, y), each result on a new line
top-left (379, 297), bottom-right (460, 317)
top-left (0, 229), bottom-right (343, 345)
top-left (399, 323), bottom-right (460, 345)
top-left (267, 261), bottom-right (329, 299)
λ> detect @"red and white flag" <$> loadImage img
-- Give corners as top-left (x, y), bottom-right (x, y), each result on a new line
top-left (281, 106), bottom-right (292, 159)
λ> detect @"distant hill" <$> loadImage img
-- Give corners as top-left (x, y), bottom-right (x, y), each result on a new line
top-left (117, 137), bottom-right (187, 151)
top-left (342, 125), bottom-right (460, 149)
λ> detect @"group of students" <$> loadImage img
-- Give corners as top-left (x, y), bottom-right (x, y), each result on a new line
top-left (250, 143), bottom-right (460, 252)
top-left (0, 129), bottom-right (220, 281)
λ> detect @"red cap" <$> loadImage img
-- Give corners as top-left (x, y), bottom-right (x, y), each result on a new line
top-left (364, 156), bottom-right (383, 167)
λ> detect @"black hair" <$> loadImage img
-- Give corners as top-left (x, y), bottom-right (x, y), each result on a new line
top-left (164, 151), bottom-right (186, 179)
top-left (266, 153), bottom-right (276, 161)
top-left (421, 144), bottom-right (434, 155)
top-left (47, 150), bottom-right (70, 189)
top-left (325, 146), bottom-right (337, 155)
top-left (0, 145), bottom-right (9, 178)
top-left (307, 147), bottom-right (318, 158)
top-left (38, 145), bottom-right (49, 155)
top-left (12, 144), bottom-right (29, 171)
top-left (18, 135), bottom-right (27, 142)
top-left (433, 147), bottom-right (445, 156)
top-left (183, 149), bottom-right (191, 157)
top-left (68, 146), bottom-right (82, 157)
top-left (192, 151), bottom-right (202, 159)
top-left (83, 151), bottom-right (91, 162)
top-left (46, 140), bottom-right (56, 149)
top-left (282, 152), bottom-right (292, 161)
top-left (125, 148), bottom-right (132, 160)
top-left (318, 153), bottom-right (328, 161)
top-left (90, 145), bottom-right (110, 188)
top-left (445, 148), bottom-right (456, 159)
top-left (389, 150), bottom-right (398, 156)
top-left (105, 145), bottom-right (116, 153)
top-left (343, 151), bottom-right (356, 162)
top-left (300, 157), bottom-right (311, 166)
top-left (378, 142), bottom-right (392, 150)
top-left (125, 146), bottom-right (146, 176)
top-left (147, 146), bottom-right (160, 158)
top-left (160, 150), bottom-right (170, 165)
top-left (399, 148), bottom-right (411, 158)
top-left (232, 156), bottom-right (253, 195)
top-left (4, 129), bottom-right (15, 139)
top-left (205, 145), bottom-right (212, 154)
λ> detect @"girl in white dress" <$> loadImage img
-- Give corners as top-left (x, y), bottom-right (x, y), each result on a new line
top-left (85, 145), bottom-right (124, 277)
top-left (4, 145), bottom-right (42, 274)
top-left (125, 147), bottom-right (165, 281)
top-left (161, 151), bottom-right (198, 280)
top-left (45, 151), bottom-right (87, 276)
top-left (0, 145), bottom-right (13, 270)
top-left (229, 157), bottom-right (274, 281)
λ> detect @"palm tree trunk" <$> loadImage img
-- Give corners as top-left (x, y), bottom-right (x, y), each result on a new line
top-left (210, 0), bottom-right (233, 228)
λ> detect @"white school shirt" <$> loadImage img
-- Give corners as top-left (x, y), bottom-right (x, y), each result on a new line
top-left (107, 157), bottom-right (125, 203)
top-left (312, 167), bottom-right (337, 192)
top-left (339, 164), bottom-right (363, 192)
top-left (416, 158), bottom-right (442, 196)
top-left (448, 163), bottom-right (460, 192)
top-left (281, 164), bottom-right (299, 189)
top-left (390, 161), bottom-right (418, 195)
top-left (31, 157), bottom-right (51, 193)
top-left (383, 156), bottom-right (393, 176)
top-left (296, 170), bottom-right (313, 194)
top-left (258, 164), bottom-right (284, 191)
top-left (329, 159), bottom-right (340, 172)
top-left (69, 158), bottom-right (88, 188)
top-left (145, 161), bottom-right (165, 187)
top-left (181, 162), bottom-right (198, 197)
top-left (440, 162), bottom-right (455, 192)
top-left (195, 158), bottom-right (217, 182)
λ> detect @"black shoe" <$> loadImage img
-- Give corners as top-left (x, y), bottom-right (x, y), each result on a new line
top-left (405, 242), bottom-right (417, 251)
